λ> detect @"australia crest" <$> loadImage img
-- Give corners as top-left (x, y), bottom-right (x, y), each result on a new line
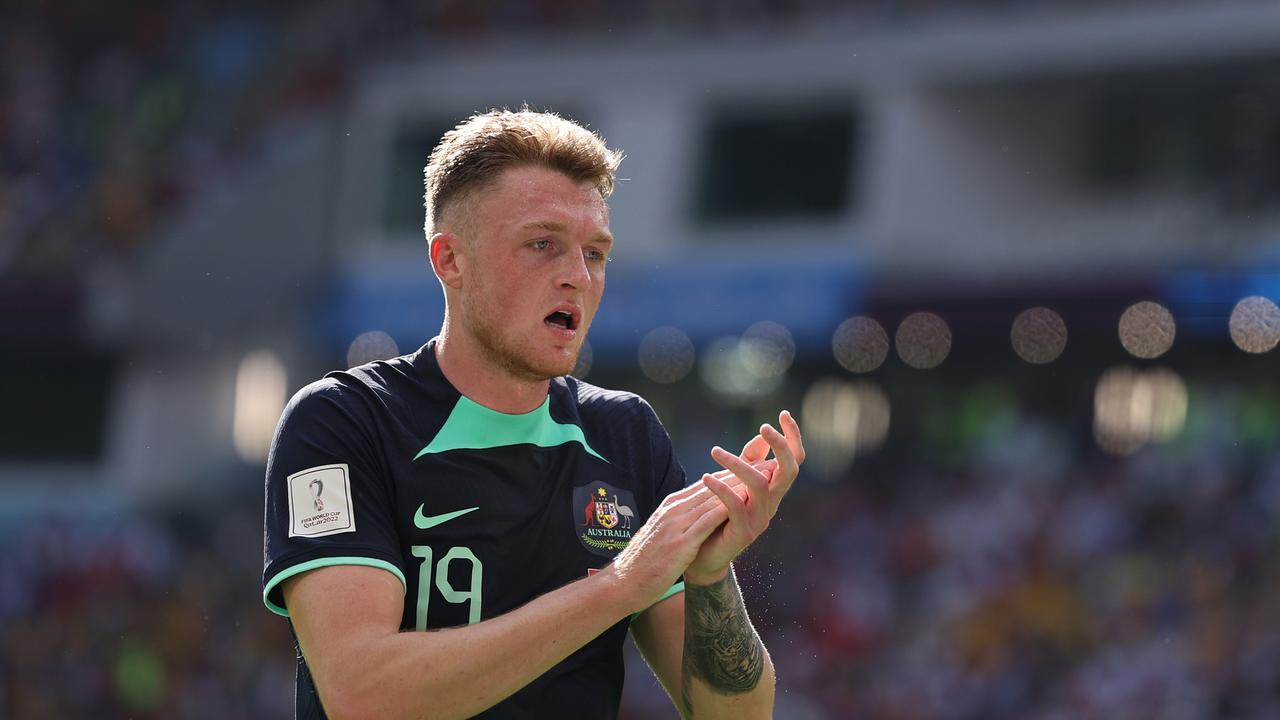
top-left (572, 481), bottom-right (638, 557)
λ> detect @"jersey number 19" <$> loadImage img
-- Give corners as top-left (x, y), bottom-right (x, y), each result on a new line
top-left (411, 545), bottom-right (483, 629)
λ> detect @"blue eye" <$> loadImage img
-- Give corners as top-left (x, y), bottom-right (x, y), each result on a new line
top-left (531, 239), bottom-right (552, 250)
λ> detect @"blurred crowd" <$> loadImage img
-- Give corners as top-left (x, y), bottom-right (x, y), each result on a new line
top-left (0, 497), bottom-right (294, 719)
top-left (2, 376), bottom-right (1276, 718)
top-left (3, 1), bottom-right (1267, 719)
top-left (0, 0), bottom-right (1216, 280)
top-left (0, 1), bottom-right (352, 279)
top-left (689, 383), bottom-right (1279, 720)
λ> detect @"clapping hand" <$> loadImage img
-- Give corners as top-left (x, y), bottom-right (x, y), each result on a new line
top-left (684, 410), bottom-right (805, 585)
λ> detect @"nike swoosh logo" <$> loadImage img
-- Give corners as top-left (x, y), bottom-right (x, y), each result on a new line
top-left (413, 505), bottom-right (479, 530)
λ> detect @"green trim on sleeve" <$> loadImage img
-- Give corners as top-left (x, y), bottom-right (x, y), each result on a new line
top-left (655, 580), bottom-right (685, 605)
top-left (631, 580), bottom-right (686, 621)
top-left (263, 556), bottom-right (407, 618)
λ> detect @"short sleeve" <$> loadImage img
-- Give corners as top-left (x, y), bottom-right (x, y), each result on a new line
top-left (262, 378), bottom-right (406, 617)
top-left (645, 402), bottom-right (689, 503)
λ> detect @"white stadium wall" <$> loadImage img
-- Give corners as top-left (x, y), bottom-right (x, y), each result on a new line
top-left (14, 0), bottom-right (1279, 505)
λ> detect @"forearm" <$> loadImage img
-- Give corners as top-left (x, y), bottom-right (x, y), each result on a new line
top-left (679, 566), bottom-right (775, 719)
top-left (292, 480), bottom-right (733, 718)
top-left (314, 570), bottom-right (633, 720)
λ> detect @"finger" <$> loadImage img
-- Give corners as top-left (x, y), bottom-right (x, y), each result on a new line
top-left (704, 472), bottom-right (748, 502)
top-left (757, 434), bottom-right (796, 520)
top-left (688, 482), bottom-right (733, 515)
top-left (709, 457), bottom-right (772, 478)
top-left (658, 484), bottom-right (700, 508)
top-left (706, 458), bottom-right (774, 488)
top-left (761, 423), bottom-right (799, 490)
top-left (656, 483), bottom-right (719, 524)
top-left (691, 469), bottom-right (755, 509)
top-left (704, 473), bottom-right (752, 531)
top-left (693, 471), bottom-right (747, 509)
top-left (678, 472), bottom-right (738, 500)
top-left (683, 494), bottom-right (729, 540)
top-left (711, 446), bottom-right (770, 490)
top-left (672, 478), bottom-right (713, 500)
top-left (711, 446), bottom-right (770, 521)
top-left (684, 483), bottom-right (723, 511)
top-left (740, 434), bottom-right (769, 463)
top-left (680, 498), bottom-right (726, 537)
top-left (780, 409), bottom-right (806, 465)
top-left (643, 485), bottom-right (720, 540)
top-left (752, 457), bottom-right (780, 485)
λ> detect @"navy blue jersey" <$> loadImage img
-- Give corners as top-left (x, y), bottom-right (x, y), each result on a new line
top-left (262, 339), bottom-right (687, 719)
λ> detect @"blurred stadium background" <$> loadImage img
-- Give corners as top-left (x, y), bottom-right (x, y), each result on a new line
top-left (5, 0), bottom-right (1280, 717)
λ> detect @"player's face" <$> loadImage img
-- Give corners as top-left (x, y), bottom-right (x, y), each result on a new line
top-left (457, 165), bottom-right (612, 381)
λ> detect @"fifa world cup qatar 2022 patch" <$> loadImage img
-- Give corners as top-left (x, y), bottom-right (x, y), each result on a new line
top-left (573, 481), bottom-right (638, 557)
top-left (287, 464), bottom-right (356, 538)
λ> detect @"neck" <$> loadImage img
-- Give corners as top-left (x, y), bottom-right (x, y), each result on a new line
top-left (434, 317), bottom-right (551, 414)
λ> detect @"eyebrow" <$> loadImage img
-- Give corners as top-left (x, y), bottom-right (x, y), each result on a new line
top-left (519, 220), bottom-right (613, 246)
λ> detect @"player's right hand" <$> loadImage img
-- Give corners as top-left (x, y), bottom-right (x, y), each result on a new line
top-left (601, 481), bottom-right (729, 615)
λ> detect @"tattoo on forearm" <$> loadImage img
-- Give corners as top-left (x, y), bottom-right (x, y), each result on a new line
top-left (681, 570), bottom-right (764, 715)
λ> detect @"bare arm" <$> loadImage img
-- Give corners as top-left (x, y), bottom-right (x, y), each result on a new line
top-left (648, 410), bottom-right (803, 719)
top-left (680, 567), bottom-right (774, 718)
top-left (631, 569), bottom-right (775, 720)
top-left (286, 564), bottom-right (637, 719)
top-left (629, 590), bottom-right (685, 708)
top-left (284, 482), bottom-right (729, 720)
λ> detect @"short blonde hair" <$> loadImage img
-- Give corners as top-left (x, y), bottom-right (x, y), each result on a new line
top-left (423, 108), bottom-right (624, 237)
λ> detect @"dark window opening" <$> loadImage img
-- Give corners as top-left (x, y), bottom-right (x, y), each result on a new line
top-left (694, 103), bottom-right (858, 225)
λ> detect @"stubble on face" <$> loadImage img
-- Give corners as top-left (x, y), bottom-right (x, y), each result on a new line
top-left (459, 283), bottom-right (579, 382)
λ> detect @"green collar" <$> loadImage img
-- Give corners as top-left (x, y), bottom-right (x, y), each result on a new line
top-left (414, 395), bottom-right (607, 462)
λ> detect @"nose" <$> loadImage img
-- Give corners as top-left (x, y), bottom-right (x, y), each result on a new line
top-left (557, 248), bottom-right (592, 290)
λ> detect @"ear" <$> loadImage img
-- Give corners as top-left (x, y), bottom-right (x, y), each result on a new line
top-left (430, 232), bottom-right (466, 290)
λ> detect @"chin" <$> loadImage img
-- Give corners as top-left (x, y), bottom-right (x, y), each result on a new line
top-left (516, 349), bottom-right (578, 380)
top-left (546, 355), bottom-right (579, 379)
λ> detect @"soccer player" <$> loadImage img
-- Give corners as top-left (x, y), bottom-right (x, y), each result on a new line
top-left (262, 109), bottom-right (805, 719)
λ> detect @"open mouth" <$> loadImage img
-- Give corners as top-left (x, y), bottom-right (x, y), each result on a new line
top-left (545, 310), bottom-right (577, 331)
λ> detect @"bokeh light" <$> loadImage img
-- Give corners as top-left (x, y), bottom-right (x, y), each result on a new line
top-left (233, 349), bottom-right (287, 464)
top-left (700, 335), bottom-right (784, 403)
top-left (895, 312), bottom-right (951, 369)
top-left (739, 321), bottom-right (796, 378)
top-left (832, 316), bottom-right (889, 373)
top-left (801, 377), bottom-right (891, 477)
top-left (1093, 365), bottom-right (1188, 456)
top-left (573, 340), bottom-right (593, 379)
top-left (1118, 301), bottom-right (1176, 360)
top-left (1010, 307), bottom-right (1067, 364)
top-left (1229, 296), bottom-right (1280, 354)
top-left (637, 326), bottom-right (697, 383)
top-left (347, 330), bottom-right (400, 368)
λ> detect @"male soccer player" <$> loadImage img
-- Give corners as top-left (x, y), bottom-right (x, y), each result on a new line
top-left (262, 109), bottom-right (805, 719)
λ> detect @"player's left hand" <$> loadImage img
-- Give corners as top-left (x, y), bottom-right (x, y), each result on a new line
top-left (684, 410), bottom-right (805, 585)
